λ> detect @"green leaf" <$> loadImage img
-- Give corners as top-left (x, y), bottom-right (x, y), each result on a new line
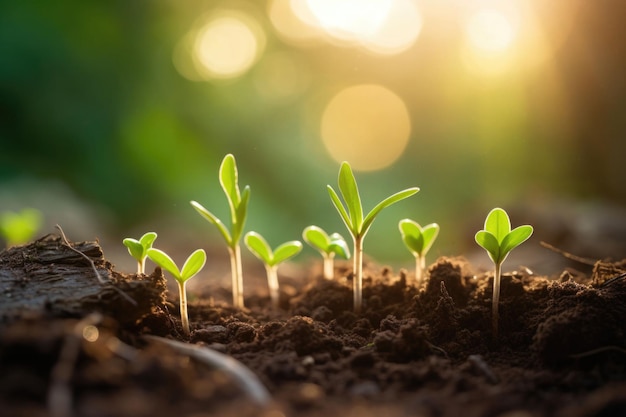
top-left (420, 223), bottom-right (440, 255)
top-left (244, 232), bottom-right (273, 265)
top-left (123, 238), bottom-right (144, 261)
top-left (190, 200), bottom-right (232, 245)
top-left (220, 154), bottom-right (241, 218)
top-left (147, 248), bottom-right (182, 280)
top-left (361, 187), bottom-right (419, 236)
top-left (328, 185), bottom-right (354, 233)
top-left (180, 249), bottom-right (207, 281)
top-left (399, 219), bottom-right (423, 254)
top-left (231, 185), bottom-right (250, 244)
top-left (272, 241), bottom-right (303, 265)
top-left (337, 162), bottom-right (363, 232)
top-left (485, 208), bottom-right (511, 243)
top-left (500, 225), bottom-right (533, 259)
top-left (475, 231), bottom-right (501, 264)
top-left (329, 233), bottom-right (350, 259)
top-left (139, 232), bottom-right (157, 249)
top-left (302, 226), bottom-right (331, 253)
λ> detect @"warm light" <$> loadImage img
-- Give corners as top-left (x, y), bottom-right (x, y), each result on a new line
top-left (305, 0), bottom-right (391, 41)
top-left (268, 0), bottom-right (323, 46)
top-left (253, 51), bottom-right (311, 101)
top-left (321, 85), bottom-right (411, 171)
top-left (466, 8), bottom-right (516, 52)
top-left (194, 14), bottom-right (264, 79)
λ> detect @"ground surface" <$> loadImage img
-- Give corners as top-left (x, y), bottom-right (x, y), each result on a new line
top-left (1, 235), bottom-right (626, 417)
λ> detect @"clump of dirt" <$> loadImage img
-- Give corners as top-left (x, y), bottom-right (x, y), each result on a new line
top-left (1, 237), bottom-right (626, 417)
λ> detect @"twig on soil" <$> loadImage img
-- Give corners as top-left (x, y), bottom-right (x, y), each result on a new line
top-left (55, 224), bottom-right (137, 306)
top-left (600, 272), bottom-right (626, 288)
top-left (540, 241), bottom-right (597, 266)
top-left (569, 345), bottom-right (626, 359)
top-left (145, 335), bottom-right (271, 406)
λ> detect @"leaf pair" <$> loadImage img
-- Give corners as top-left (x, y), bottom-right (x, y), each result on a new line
top-left (475, 208), bottom-right (533, 266)
top-left (147, 248), bottom-right (207, 284)
top-left (123, 232), bottom-right (157, 264)
top-left (302, 226), bottom-right (350, 259)
top-left (244, 232), bottom-right (302, 267)
top-left (328, 162), bottom-right (419, 239)
top-left (398, 220), bottom-right (439, 257)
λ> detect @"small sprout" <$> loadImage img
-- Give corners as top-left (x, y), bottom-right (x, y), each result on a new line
top-left (0, 208), bottom-right (43, 247)
top-left (122, 232), bottom-right (157, 274)
top-left (475, 207), bottom-right (533, 338)
top-left (191, 154), bottom-right (250, 309)
top-left (328, 161), bottom-right (419, 312)
top-left (244, 231), bottom-right (302, 309)
top-left (147, 248), bottom-right (207, 336)
top-left (302, 226), bottom-right (350, 279)
top-left (398, 219), bottom-right (439, 286)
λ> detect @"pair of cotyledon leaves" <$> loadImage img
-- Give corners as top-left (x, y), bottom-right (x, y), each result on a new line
top-left (475, 208), bottom-right (533, 265)
top-left (398, 220), bottom-right (439, 257)
top-left (302, 226), bottom-right (350, 259)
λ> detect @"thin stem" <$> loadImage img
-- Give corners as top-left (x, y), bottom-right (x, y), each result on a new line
top-left (138, 258), bottom-right (145, 275)
top-left (492, 262), bottom-right (502, 339)
top-left (177, 280), bottom-right (190, 336)
top-left (323, 253), bottom-right (335, 280)
top-left (353, 236), bottom-right (363, 313)
top-left (228, 245), bottom-right (245, 309)
top-left (265, 265), bottom-right (280, 309)
top-left (415, 255), bottom-right (426, 287)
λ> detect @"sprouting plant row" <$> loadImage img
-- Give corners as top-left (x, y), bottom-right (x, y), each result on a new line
top-left (123, 153), bottom-right (533, 338)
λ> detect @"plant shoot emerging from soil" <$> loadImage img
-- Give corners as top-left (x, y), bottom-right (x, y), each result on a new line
top-left (147, 248), bottom-right (206, 336)
top-left (122, 232), bottom-right (157, 274)
top-left (302, 226), bottom-right (350, 279)
top-left (244, 231), bottom-right (303, 309)
top-left (0, 208), bottom-right (42, 248)
top-left (398, 220), bottom-right (439, 286)
top-left (191, 154), bottom-right (250, 309)
top-left (475, 207), bottom-right (533, 338)
top-left (328, 162), bottom-right (419, 312)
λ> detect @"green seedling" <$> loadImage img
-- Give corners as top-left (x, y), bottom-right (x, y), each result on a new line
top-left (244, 231), bottom-right (302, 309)
top-left (302, 226), bottom-right (350, 280)
top-left (398, 219), bottom-right (439, 286)
top-left (475, 207), bottom-right (533, 338)
top-left (122, 232), bottom-right (157, 274)
top-left (328, 162), bottom-right (419, 312)
top-left (191, 154), bottom-right (250, 309)
top-left (0, 208), bottom-right (43, 247)
top-left (147, 248), bottom-right (206, 336)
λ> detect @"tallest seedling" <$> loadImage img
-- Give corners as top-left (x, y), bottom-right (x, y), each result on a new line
top-left (191, 154), bottom-right (250, 309)
top-left (328, 162), bottom-right (419, 312)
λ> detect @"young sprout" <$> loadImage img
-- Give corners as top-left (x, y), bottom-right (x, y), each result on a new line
top-left (398, 220), bottom-right (439, 286)
top-left (147, 248), bottom-right (207, 336)
top-left (475, 207), bottom-right (533, 338)
top-left (122, 232), bottom-right (157, 274)
top-left (0, 208), bottom-right (43, 247)
top-left (244, 231), bottom-right (302, 309)
top-left (191, 154), bottom-right (250, 309)
top-left (328, 162), bottom-right (419, 312)
top-left (302, 226), bottom-right (350, 280)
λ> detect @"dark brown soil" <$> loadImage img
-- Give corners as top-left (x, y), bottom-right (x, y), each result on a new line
top-left (2, 236), bottom-right (626, 417)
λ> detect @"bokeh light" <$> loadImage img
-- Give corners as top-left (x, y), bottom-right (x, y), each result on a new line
top-left (466, 9), bottom-right (517, 52)
top-left (320, 84), bottom-right (411, 171)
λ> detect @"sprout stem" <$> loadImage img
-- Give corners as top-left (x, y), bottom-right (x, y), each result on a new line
top-left (492, 262), bottom-right (502, 338)
top-left (323, 253), bottom-right (335, 280)
top-left (229, 245), bottom-right (245, 309)
top-left (353, 236), bottom-right (364, 313)
top-left (177, 281), bottom-right (190, 336)
top-left (416, 255), bottom-right (426, 287)
top-left (138, 258), bottom-right (145, 275)
top-left (265, 265), bottom-right (280, 309)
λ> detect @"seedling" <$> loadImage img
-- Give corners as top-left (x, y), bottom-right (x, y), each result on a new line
top-left (0, 208), bottom-right (42, 247)
top-left (191, 154), bottom-right (250, 309)
top-left (302, 226), bottom-right (350, 279)
top-left (122, 232), bottom-right (157, 274)
top-left (398, 219), bottom-right (439, 286)
top-left (475, 207), bottom-right (533, 338)
top-left (244, 231), bottom-right (302, 309)
top-left (328, 162), bottom-right (419, 312)
top-left (147, 248), bottom-right (206, 336)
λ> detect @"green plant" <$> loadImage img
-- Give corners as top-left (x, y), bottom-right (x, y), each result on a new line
top-left (122, 232), bottom-right (157, 274)
top-left (475, 207), bottom-right (533, 338)
top-left (398, 219), bottom-right (439, 286)
top-left (191, 154), bottom-right (250, 309)
top-left (244, 231), bottom-right (303, 309)
top-left (328, 162), bottom-right (419, 312)
top-left (147, 248), bottom-right (207, 336)
top-left (0, 208), bottom-right (43, 247)
top-left (302, 226), bottom-right (350, 280)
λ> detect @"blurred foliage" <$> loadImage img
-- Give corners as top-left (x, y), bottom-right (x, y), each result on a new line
top-left (1, 0), bottom-right (625, 263)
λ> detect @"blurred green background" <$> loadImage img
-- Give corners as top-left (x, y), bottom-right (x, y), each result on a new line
top-left (1, 0), bottom-right (625, 273)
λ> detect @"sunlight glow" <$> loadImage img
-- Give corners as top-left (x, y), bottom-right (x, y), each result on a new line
top-left (466, 9), bottom-right (516, 52)
top-left (321, 85), bottom-right (411, 171)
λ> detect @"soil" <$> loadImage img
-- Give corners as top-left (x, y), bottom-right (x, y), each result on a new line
top-left (2, 235), bottom-right (626, 417)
